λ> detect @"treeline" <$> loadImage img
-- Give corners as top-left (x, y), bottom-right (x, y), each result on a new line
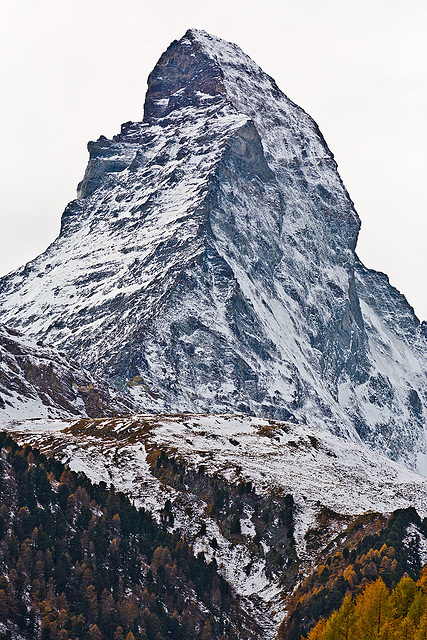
top-left (305, 570), bottom-right (427, 639)
top-left (0, 432), bottom-right (257, 640)
top-left (154, 448), bottom-right (297, 581)
top-left (281, 508), bottom-right (426, 639)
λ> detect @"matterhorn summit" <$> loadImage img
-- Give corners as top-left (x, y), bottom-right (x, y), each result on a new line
top-left (1, 29), bottom-right (426, 467)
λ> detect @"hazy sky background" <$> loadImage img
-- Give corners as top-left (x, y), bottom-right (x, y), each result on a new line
top-left (1, 0), bottom-right (426, 318)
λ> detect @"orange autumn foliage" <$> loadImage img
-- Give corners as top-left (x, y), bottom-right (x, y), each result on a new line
top-left (304, 572), bottom-right (427, 640)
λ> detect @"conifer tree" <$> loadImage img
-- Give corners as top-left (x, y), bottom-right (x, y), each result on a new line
top-left (354, 578), bottom-right (390, 639)
top-left (322, 595), bottom-right (355, 640)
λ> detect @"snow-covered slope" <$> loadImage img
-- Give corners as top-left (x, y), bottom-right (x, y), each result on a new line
top-left (0, 29), bottom-right (426, 466)
top-left (6, 413), bottom-right (427, 549)
top-left (0, 324), bottom-right (136, 419)
top-left (3, 413), bottom-right (427, 637)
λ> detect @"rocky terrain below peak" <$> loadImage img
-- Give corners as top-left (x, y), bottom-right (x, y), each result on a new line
top-left (0, 324), bottom-right (136, 419)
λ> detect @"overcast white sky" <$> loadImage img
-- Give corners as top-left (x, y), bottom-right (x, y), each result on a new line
top-left (1, 0), bottom-right (426, 318)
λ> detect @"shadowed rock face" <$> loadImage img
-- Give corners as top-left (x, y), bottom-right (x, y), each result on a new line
top-left (143, 35), bottom-right (227, 121)
top-left (0, 29), bottom-right (426, 466)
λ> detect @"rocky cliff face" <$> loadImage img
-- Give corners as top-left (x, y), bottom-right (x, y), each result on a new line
top-left (0, 29), bottom-right (426, 466)
top-left (0, 325), bottom-right (136, 419)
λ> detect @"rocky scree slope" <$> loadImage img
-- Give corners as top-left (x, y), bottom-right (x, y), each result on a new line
top-left (0, 325), bottom-right (136, 419)
top-left (0, 29), bottom-right (426, 466)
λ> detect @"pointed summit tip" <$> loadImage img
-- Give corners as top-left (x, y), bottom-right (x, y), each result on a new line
top-left (180, 28), bottom-right (239, 50)
top-left (181, 28), bottom-right (245, 54)
top-left (142, 28), bottom-right (268, 123)
top-left (183, 27), bottom-right (212, 39)
top-left (143, 29), bottom-right (229, 121)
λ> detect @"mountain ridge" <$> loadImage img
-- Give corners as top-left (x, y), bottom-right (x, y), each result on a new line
top-left (0, 29), bottom-right (426, 468)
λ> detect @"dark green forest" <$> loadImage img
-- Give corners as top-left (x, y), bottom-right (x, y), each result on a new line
top-left (0, 433), bottom-right (257, 640)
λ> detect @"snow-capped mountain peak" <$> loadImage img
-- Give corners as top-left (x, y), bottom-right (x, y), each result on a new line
top-left (0, 30), bottom-right (426, 468)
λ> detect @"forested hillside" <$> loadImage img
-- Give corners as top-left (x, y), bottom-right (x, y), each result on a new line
top-left (0, 433), bottom-right (260, 640)
top-left (280, 508), bottom-right (427, 639)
